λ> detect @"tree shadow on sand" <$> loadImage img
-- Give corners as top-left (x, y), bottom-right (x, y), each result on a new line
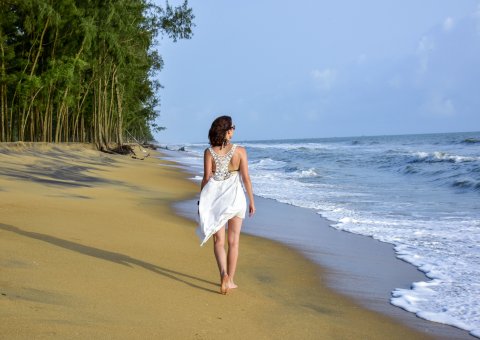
top-left (0, 223), bottom-right (218, 294)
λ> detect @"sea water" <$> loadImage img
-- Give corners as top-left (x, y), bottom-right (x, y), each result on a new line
top-left (163, 131), bottom-right (480, 337)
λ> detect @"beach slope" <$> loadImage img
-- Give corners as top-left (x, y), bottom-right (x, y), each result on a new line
top-left (0, 144), bottom-right (430, 339)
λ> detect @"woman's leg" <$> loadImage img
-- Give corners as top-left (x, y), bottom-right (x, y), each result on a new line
top-left (227, 217), bottom-right (243, 288)
top-left (213, 225), bottom-right (227, 279)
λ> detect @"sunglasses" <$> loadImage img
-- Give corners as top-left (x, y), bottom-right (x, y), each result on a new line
top-left (231, 125), bottom-right (236, 130)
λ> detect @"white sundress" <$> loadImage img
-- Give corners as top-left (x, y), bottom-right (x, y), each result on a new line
top-left (196, 144), bottom-right (247, 246)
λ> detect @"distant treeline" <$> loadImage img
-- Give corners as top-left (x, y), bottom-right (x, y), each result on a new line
top-left (0, 0), bottom-right (193, 149)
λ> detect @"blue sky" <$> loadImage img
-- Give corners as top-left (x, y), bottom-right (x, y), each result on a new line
top-left (153, 0), bottom-right (480, 143)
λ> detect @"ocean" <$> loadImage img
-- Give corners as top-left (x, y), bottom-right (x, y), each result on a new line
top-left (163, 131), bottom-right (480, 338)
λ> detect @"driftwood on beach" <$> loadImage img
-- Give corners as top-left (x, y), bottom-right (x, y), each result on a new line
top-left (100, 143), bottom-right (151, 160)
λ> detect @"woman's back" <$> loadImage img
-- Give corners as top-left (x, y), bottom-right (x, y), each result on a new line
top-left (208, 144), bottom-right (242, 177)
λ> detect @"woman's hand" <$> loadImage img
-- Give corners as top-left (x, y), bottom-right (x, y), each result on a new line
top-left (249, 202), bottom-right (256, 217)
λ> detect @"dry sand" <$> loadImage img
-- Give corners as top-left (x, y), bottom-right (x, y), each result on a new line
top-left (0, 143), bottom-right (432, 339)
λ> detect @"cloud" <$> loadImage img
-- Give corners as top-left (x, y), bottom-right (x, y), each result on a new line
top-left (422, 94), bottom-right (456, 116)
top-left (417, 36), bottom-right (435, 73)
top-left (311, 68), bottom-right (337, 90)
top-left (443, 17), bottom-right (454, 31)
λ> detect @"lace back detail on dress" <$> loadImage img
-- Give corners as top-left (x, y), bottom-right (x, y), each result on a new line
top-left (209, 144), bottom-right (237, 181)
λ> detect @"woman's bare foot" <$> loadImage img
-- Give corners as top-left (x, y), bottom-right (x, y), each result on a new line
top-left (220, 274), bottom-right (229, 295)
top-left (228, 279), bottom-right (238, 290)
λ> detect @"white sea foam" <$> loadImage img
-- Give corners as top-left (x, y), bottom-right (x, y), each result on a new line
top-left (391, 279), bottom-right (476, 335)
top-left (413, 151), bottom-right (429, 159)
top-left (296, 168), bottom-right (318, 178)
top-left (250, 158), bottom-right (287, 170)
top-left (322, 211), bottom-right (480, 337)
top-left (411, 151), bottom-right (480, 163)
top-left (433, 151), bottom-right (479, 162)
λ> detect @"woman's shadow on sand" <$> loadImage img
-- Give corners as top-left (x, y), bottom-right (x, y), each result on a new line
top-left (0, 223), bottom-right (218, 294)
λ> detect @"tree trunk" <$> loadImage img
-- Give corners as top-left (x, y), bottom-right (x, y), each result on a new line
top-left (29, 16), bottom-right (50, 78)
top-left (55, 87), bottom-right (69, 142)
top-left (0, 38), bottom-right (5, 142)
top-left (114, 71), bottom-right (123, 145)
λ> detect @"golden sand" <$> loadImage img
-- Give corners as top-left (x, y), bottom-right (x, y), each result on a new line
top-left (0, 143), bottom-right (431, 339)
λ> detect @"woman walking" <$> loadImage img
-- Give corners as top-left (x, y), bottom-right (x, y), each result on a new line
top-left (197, 116), bottom-right (256, 294)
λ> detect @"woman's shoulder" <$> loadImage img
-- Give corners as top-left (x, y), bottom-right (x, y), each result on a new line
top-left (233, 144), bottom-right (246, 154)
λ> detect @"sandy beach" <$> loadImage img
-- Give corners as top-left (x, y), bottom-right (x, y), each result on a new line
top-left (0, 143), bottom-right (434, 339)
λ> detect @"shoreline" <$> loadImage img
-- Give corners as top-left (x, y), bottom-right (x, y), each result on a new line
top-left (169, 154), bottom-right (474, 339)
top-left (0, 144), bottom-right (451, 338)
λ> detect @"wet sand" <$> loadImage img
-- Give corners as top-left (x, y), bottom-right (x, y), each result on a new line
top-left (176, 195), bottom-right (474, 339)
top-left (0, 143), bottom-right (434, 339)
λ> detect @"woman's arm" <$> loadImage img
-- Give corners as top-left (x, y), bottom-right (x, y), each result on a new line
top-left (201, 148), bottom-right (213, 191)
top-left (239, 147), bottom-right (256, 216)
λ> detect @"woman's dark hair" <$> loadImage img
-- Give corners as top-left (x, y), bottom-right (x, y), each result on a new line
top-left (208, 115), bottom-right (233, 147)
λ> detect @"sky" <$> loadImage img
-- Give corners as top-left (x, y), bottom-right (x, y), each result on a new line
top-left (153, 0), bottom-right (480, 144)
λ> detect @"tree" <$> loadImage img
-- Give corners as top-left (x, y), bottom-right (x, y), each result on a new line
top-left (0, 0), bottom-right (194, 149)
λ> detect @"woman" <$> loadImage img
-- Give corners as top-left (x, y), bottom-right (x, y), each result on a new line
top-left (197, 115), bottom-right (256, 295)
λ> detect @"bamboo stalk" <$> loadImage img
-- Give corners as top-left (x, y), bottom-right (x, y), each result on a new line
top-left (21, 86), bottom-right (43, 139)
top-left (114, 71), bottom-right (123, 145)
top-left (109, 64), bottom-right (117, 144)
top-left (29, 16), bottom-right (50, 78)
top-left (1, 84), bottom-right (5, 142)
top-left (42, 85), bottom-right (52, 142)
top-left (55, 87), bottom-right (69, 142)
top-left (0, 37), bottom-right (5, 142)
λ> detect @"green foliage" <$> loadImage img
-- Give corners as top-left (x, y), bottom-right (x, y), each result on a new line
top-left (0, 0), bottom-right (194, 147)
